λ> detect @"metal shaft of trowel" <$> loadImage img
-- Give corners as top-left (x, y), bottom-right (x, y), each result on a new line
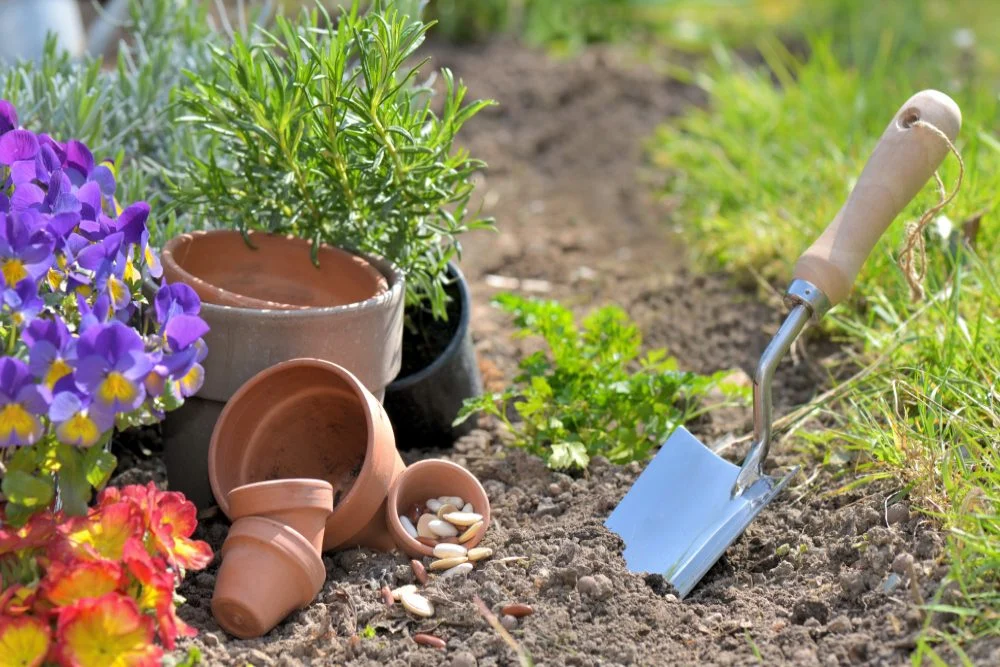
top-left (732, 279), bottom-right (830, 497)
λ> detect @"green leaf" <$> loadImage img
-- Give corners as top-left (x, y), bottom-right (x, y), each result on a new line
top-left (1, 470), bottom-right (54, 509)
top-left (549, 442), bottom-right (589, 471)
top-left (56, 445), bottom-right (91, 516)
top-left (83, 446), bottom-right (118, 489)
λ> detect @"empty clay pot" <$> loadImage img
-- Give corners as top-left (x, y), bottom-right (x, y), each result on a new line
top-left (162, 230), bottom-right (387, 310)
top-left (385, 459), bottom-right (491, 558)
top-left (209, 359), bottom-right (405, 552)
top-left (227, 479), bottom-right (334, 553)
top-left (212, 516), bottom-right (325, 639)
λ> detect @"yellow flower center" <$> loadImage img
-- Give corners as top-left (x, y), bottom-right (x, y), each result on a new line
top-left (107, 275), bottom-right (128, 307)
top-left (58, 413), bottom-right (102, 447)
top-left (97, 372), bottom-right (137, 406)
top-left (2, 258), bottom-right (27, 286)
top-left (123, 259), bottom-right (141, 284)
top-left (44, 358), bottom-right (73, 389)
top-left (0, 403), bottom-right (37, 440)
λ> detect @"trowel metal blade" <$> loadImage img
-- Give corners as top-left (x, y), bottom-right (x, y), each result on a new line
top-left (605, 426), bottom-right (797, 598)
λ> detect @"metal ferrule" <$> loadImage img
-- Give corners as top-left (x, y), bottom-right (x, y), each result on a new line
top-left (732, 279), bottom-right (829, 497)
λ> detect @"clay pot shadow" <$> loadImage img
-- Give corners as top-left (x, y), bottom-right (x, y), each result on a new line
top-left (385, 459), bottom-right (491, 558)
top-left (209, 359), bottom-right (405, 552)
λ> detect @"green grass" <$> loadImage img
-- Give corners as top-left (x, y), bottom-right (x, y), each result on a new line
top-left (647, 3), bottom-right (1000, 661)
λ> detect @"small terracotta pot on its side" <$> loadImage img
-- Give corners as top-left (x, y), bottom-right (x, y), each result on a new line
top-left (162, 230), bottom-right (387, 310)
top-left (209, 359), bottom-right (405, 552)
top-left (227, 479), bottom-right (334, 553)
top-left (212, 516), bottom-right (325, 639)
top-left (385, 459), bottom-right (491, 558)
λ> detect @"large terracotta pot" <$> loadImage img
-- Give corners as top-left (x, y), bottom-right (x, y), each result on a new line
top-left (209, 359), bottom-right (405, 552)
top-left (155, 231), bottom-right (404, 509)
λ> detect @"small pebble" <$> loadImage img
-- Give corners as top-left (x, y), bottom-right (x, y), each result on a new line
top-left (892, 552), bottom-right (915, 575)
top-left (430, 556), bottom-right (469, 571)
top-left (391, 584), bottom-right (417, 601)
top-left (467, 547), bottom-right (493, 562)
top-left (433, 543), bottom-right (468, 558)
top-left (548, 483), bottom-right (562, 495)
top-left (462, 502), bottom-right (474, 513)
top-left (437, 503), bottom-right (460, 519)
top-left (501, 603), bottom-right (533, 618)
top-left (411, 559), bottom-right (428, 585)
top-left (417, 514), bottom-right (438, 539)
top-left (426, 499), bottom-right (443, 512)
top-left (577, 575), bottom-right (599, 597)
top-left (443, 512), bottom-right (483, 527)
top-left (450, 651), bottom-right (477, 667)
top-left (399, 516), bottom-right (418, 539)
top-left (500, 614), bottom-right (518, 632)
top-left (414, 633), bottom-right (446, 649)
top-left (401, 591), bottom-right (434, 617)
top-left (429, 519), bottom-right (459, 537)
top-left (458, 521), bottom-right (483, 543)
top-left (827, 615), bottom-right (853, 633)
top-left (439, 562), bottom-right (474, 579)
top-left (886, 503), bottom-right (910, 525)
top-left (380, 586), bottom-right (394, 608)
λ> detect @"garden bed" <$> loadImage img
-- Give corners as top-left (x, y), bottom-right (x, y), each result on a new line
top-left (110, 40), bottom-right (981, 665)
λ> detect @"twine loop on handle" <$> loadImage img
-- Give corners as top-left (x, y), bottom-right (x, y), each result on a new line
top-left (897, 119), bottom-right (965, 301)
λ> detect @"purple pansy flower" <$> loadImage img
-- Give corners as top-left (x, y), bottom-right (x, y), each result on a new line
top-left (2, 277), bottom-right (43, 327)
top-left (0, 100), bottom-right (18, 134)
top-left (0, 129), bottom-right (39, 166)
top-left (0, 357), bottom-right (49, 446)
top-left (74, 320), bottom-right (152, 413)
top-left (0, 210), bottom-right (56, 286)
top-left (48, 390), bottom-right (114, 447)
top-left (154, 282), bottom-right (201, 324)
top-left (24, 317), bottom-right (77, 390)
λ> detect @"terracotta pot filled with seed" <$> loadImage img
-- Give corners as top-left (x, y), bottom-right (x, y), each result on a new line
top-left (385, 459), bottom-right (491, 558)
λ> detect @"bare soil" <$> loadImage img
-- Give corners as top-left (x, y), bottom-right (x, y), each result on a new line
top-left (108, 40), bottom-right (995, 665)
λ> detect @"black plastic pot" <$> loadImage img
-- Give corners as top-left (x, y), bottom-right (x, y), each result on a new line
top-left (385, 262), bottom-right (482, 448)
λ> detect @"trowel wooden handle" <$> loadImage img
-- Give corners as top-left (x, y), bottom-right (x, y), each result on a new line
top-left (793, 90), bottom-right (961, 305)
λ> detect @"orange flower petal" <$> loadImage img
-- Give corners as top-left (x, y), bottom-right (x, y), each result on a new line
top-left (0, 615), bottom-right (50, 667)
top-left (42, 559), bottom-right (124, 608)
top-left (64, 502), bottom-right (142, 562)
top-left (56, 593), bottom-right (161, 667)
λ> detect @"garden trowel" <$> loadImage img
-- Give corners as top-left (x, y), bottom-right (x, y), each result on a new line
top-left (606, 89), bottom-right (961, 598)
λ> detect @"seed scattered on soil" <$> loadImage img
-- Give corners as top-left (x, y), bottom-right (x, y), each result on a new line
top-left (417, 514), bottom-right (438, 538)
top-left (501, 603), bottom-right (533, 618)
top-left (426, 499), bottom-right (443, 512)
top-left (413, 633), bottom-right (446, 650)
top-left (399, 515), bottom-right (418, 539)
top-left (458, 521), bottom-right (483, 543)
top-left (437, 503), bottom-right (460, 519)
top-left (429, 519), bottom-right (459, 537)
top-left (380, 586), bottom-right (394, 608)
top-left (433, 543), bottom-right (468, 558)
top-left (500, 614), bottom-right (518, 632)
top-left (401, 591), bottom-right (434, 618)
top-left (467, 547), bottom-right (493, 562)
top-left (443, 511), bottom-right (483, 527)
top-left (391, 584), bottom-right (417, 601)
top-left (439, 562), bottom-right (474, 579)
top-left (411, 559), bottom-right (428, 584)
top-left (430, 556), bottom-right (469, 571)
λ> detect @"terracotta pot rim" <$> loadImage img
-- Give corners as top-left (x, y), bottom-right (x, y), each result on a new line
top-left (222, 516), bottom-right (326, 595)
top-left (208, 359), bottom-right (383, 537)
top-left (385, 458), bottom-right (491, 558)
top-left (158, 230), bottom-right (405, 317)
top-left (227, 478), bottom-right (334, 519)
top-left (387, 262), bottom-right (470, 390)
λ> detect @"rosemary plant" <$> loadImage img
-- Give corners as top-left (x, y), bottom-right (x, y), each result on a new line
top-left (172, 1), bottom-right (495, 319)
